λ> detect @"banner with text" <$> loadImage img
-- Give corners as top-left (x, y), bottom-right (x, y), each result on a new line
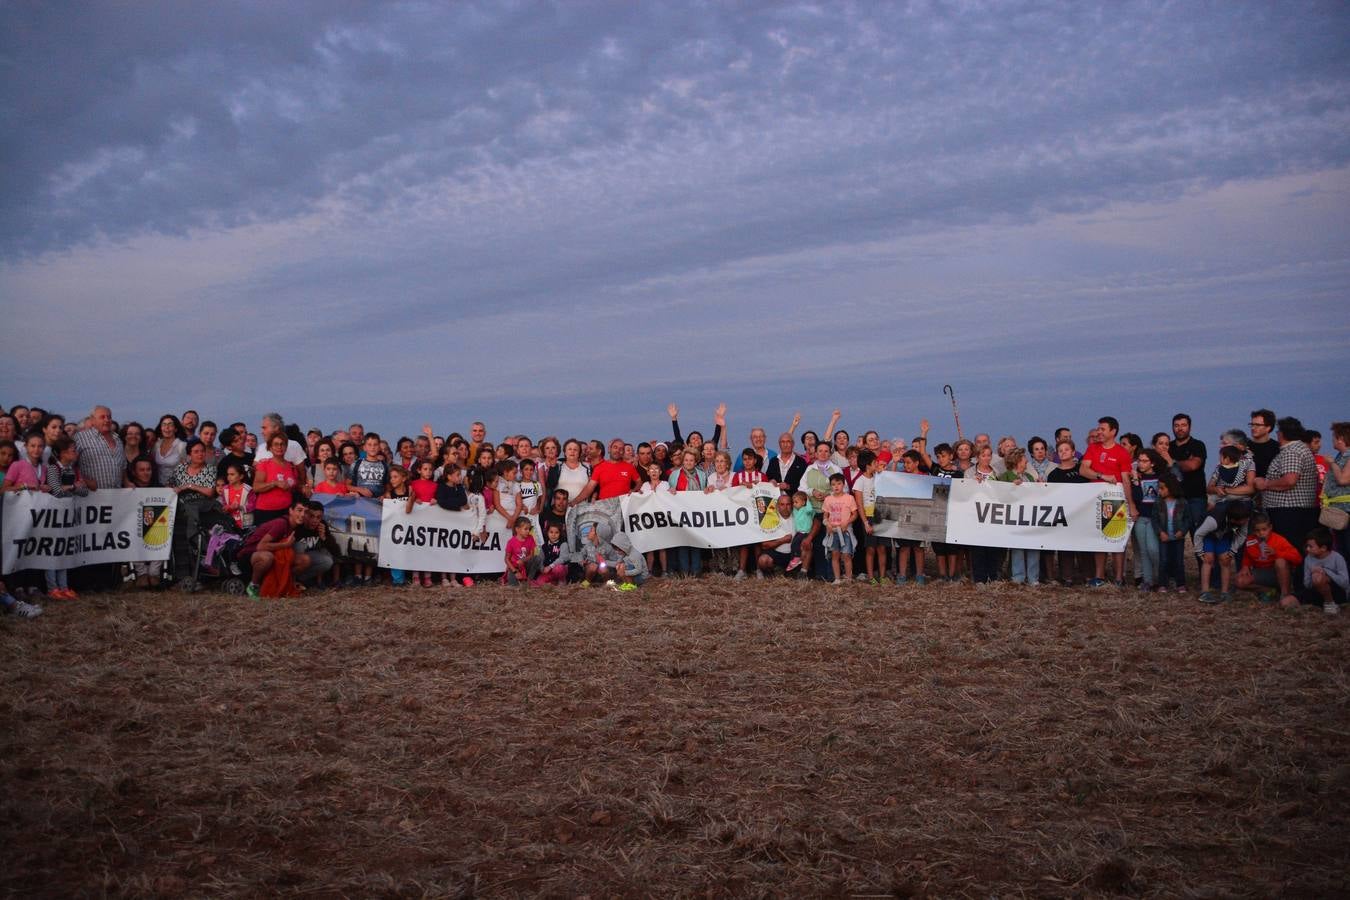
top-left (2, 488), bottom-right (179, 573)
top-left (376, 501), bottom-right (532, 573)
top-left (619, 485), bottom-right (790, 553)
top-left (944, 478), bottom-right (1131, 552)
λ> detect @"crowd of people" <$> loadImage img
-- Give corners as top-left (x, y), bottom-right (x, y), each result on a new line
top-left (1, 402), bottom-right (1346, 620)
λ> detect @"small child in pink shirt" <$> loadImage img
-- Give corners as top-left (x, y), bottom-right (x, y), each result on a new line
top-left (504, 516), bottom-right (540, 586)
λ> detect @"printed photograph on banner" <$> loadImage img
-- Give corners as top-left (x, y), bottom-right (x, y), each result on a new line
top-left (314, 494), bottom-right (384, 561)
top-left (874, 482), bottom-right (950, 543)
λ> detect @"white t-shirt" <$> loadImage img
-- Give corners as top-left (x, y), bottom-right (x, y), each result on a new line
top-left (853, 473), bottom-right (877, 520)
top-left (254, 438), bottom-right (308, 467)
top-left (495, 478), bottom-right (520, 516)
top-left (555, 462), bottom-right (590, 500)
top-left (639, 481), bottom-right (671, 495)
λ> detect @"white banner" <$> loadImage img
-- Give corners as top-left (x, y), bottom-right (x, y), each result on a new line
top-left (619, 485), bottom-right (790, 553)
top-left (944, 478), bottom-right (1131, 552)
top-left (2, 488), bottom-right (178, 573)
top-left (376, 501), bottom-right (531, 573)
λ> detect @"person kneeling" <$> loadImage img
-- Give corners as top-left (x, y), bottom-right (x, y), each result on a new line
top-left (239, 501), bottom-right (307, 599)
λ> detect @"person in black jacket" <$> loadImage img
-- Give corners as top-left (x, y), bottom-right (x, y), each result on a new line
top-left (764, 431), bottom-right (807, 492)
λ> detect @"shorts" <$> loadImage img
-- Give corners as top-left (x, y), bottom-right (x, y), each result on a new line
top-left (766, 550), bottom-right (793, 570)
top-left (931, 541), bottom-right (957, 557)
top-left (1246, 566), bottom-right (1279, 588)
top-left (1202, 535), bottom-right (1232, 556)
top-left (865, 532), bottom-right (889, 549)
top-left (824, 528), bottom-right (855, 555)
top-left (894, 538), bottom-right (920, 549)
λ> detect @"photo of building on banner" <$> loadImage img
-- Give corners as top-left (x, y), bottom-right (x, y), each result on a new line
top-left (312, 494), bottom-right (384, 564)
top-left (944, 478), bottom-right (1132, 553)
top-left (872, 472), bottom-right (949, 544)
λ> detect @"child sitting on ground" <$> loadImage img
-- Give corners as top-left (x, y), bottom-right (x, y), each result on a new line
top-left (1235, 513), bottom-right (1301, 603)
top-left (1281, 527), bottom-right (1347, 615)
top-left (505, 516), bottom-right (540, 586)
top-left (535, 522), bottom-right (575, 585)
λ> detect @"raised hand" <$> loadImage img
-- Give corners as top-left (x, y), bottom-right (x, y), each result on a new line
top-left (667, 403), bottom-right (679, 420)
top-left (920, 418), bottom-right (930, 434)
top-left (713, 402), bottom-right (727, 426)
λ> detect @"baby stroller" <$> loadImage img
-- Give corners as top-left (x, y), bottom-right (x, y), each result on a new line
top-left (185, 506), bottom-right (251, 595)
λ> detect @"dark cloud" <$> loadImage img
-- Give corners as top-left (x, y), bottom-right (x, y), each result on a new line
top-left (4, 2), bottom-right (1348, 260)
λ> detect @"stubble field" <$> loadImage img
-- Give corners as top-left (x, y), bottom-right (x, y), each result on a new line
top-left (2, 578), bottom-right (1348, 897)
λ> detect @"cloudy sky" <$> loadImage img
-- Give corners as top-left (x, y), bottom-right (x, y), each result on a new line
top-left (3, 1), bottom-right (1347, 448)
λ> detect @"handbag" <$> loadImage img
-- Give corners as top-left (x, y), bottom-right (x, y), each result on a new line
top-left (1319, 504), bottom-right (1349, 530)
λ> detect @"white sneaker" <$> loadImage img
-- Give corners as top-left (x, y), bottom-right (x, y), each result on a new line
top-left (832, 578), bottom-right (844, 586)
top-left (13, 600), bottom-right (42, 618)
top-left (733, 571), bottom-right (747, 581)
top-left (855, 573), bottom-right (869, 582)
top-left (754, 570), bottom-right (764, 580)
top-left (1326, 602), bottom-right (1341, 616)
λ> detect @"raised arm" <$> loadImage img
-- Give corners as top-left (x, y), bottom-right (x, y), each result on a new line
top-left (823, 409), bottom-right (841, 443)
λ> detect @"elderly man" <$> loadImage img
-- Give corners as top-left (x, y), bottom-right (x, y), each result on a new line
top-left (1255, 417), bottom-right (1321, 556)
top-left (73, 405), bottom-right (127, 591)
top-left (253, 411), bottom-right (308, 467)
top-left (765, 432), bottom-right (807, 493)
top-left (734, 425), bottom-right (771, 473)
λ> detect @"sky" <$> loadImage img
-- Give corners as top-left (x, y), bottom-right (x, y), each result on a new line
top-left (2, 1), bottom-right (1348, 450)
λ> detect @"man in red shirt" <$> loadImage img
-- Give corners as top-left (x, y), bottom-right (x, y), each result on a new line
top-left (573, 438), bottom-right (640, 504)
top-left (1079, 416), bottom-right (1137, 587)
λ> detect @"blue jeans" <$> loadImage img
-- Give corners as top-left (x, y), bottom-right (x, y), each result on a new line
top-left (45, 568), bottom-right (69, 591)
top-left (1009, 549), bottom-right (1039, 584)
top-left (671, 546), bottom-right (703, 576)
top-left (1133, 522), bottom-right (1160, 586)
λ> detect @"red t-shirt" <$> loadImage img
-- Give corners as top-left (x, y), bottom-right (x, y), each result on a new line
top-left (1083, 442), bottom-right (1132, 484)
top-left (592, 460), bottom-right (639, 500)
top-left (410, 479), bottom-right (437, 503)
top-left (313, 480), bottom-right (350, 495)
top-left (731, 470), bottom-right (767, 487)
top-left (239, 517), bottom-right (293, 556)
top-left (256, 458), bottom-right (300, 510)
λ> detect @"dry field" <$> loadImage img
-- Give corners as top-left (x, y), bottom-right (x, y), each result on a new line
top-left (3, 578), bottom-right (1348, 898)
